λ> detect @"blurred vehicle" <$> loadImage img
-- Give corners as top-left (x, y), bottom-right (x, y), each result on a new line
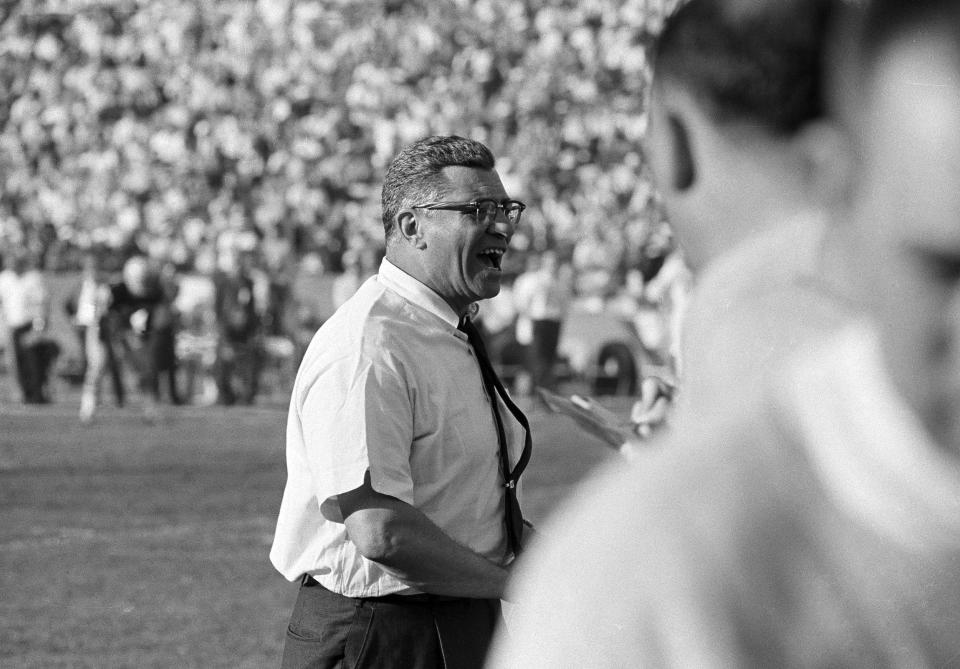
top-left (489, 305), bottom-right (671, 397)
top-left (560, 307), bottom-right (668, 395)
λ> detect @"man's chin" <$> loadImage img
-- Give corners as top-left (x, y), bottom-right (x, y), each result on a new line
top-left (470, 273), bottom-right (502, 299)
top-left (480, 280), bottom-right (502, 300)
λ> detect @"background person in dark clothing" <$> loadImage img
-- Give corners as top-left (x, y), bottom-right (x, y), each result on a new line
top-left (213, 248), bottom-right (261, 405)
top-left (109, 255), bottom-right (180, 418)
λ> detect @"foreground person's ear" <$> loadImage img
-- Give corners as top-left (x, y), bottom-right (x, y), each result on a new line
top-left (667, 113), bottom-right (697, 192)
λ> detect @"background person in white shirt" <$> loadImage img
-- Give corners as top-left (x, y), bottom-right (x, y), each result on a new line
top-left (0, 252), bottom-right (22, 403)
top-left (488, 2), bottom-right (960, 666)
top-left (271, 136), bottom-right (532, 669)
top-left (0, 250), bottom-right (56, 404)
top-left (77, 247), bottom-right (124, 422)
top-left (512, 250), bottom-right (572, 394)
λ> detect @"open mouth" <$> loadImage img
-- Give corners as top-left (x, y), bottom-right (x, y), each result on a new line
top-left (477, 248), bottom-right (504, 270)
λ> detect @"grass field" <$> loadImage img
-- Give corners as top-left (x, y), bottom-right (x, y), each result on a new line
top-left (1, 390), bottom-right (622, 668)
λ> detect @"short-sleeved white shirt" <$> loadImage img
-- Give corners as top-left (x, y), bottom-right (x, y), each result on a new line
top-left (0, 270), bottom-right (28, 328)
top-left (270, 258), bottom-right (524, 596)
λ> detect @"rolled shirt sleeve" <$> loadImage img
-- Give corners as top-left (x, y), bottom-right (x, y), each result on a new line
top-left (299, 351), bottom-right (415, 520)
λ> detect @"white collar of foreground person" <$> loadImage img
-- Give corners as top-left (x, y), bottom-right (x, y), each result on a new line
top-left (782, 321), bottom-right (960, 553)
top-left (376, 257), bottom-right (462, 329)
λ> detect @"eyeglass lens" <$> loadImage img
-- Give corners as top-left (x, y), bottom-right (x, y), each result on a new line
top-left (477, 200), bottom-right (522, 225)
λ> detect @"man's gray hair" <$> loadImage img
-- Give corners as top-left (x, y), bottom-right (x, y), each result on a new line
top-left (381, 135), bottom-right (495, 242)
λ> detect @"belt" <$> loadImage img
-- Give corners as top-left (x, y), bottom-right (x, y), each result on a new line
top-left (301, 574), bottom-right (469, 605)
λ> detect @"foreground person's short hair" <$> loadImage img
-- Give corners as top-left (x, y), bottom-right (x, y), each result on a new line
top-left (654, 0), bottom-right (838, 135)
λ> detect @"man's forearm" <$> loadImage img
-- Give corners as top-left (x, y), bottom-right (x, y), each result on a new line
top-left (343, 497), bottom-right (509, 599)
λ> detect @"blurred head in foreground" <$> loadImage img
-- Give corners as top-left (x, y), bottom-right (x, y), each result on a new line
top-left (836, 0), bottom-right (960, 450)
top-left (645, 0), bottom-right (846, 270)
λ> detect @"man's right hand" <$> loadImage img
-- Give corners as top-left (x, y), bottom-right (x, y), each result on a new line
top-left (338, 471), bottom-right (509, 599)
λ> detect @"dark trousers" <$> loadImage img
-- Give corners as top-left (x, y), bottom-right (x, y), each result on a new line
top-left (216, 338), bottom-right (260, 405)
top-left (95, 326), bottom-right (126, 407)
top-left (104, 332), bottom-right (126, 406)
top-left (527, 318), bottom-right (562, 390)
top-left (281, 577), bottom-right (501, 669)
top-left (11, 323), bottom-right (58, 403)
top-left (11, 323), bottom-right (37, 402)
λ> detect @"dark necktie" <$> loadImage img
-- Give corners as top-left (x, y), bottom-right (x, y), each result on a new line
top-left (459, 315), bottom-right (532, 556)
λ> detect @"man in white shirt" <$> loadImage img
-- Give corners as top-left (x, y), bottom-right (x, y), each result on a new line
top-left (512, 250), bottom-right (571, 393)
top-left (0, 251), bottom-right (54, 404)
top-left (0, 253), bottom-right (22, 403)
top-left (271, 136), bottom-right (532, 669)
top-left (488, 2), bottom-right (960, 666)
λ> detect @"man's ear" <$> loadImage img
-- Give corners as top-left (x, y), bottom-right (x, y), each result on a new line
top-left (667, 113), bottom-right (697, 192)
top-left (396, 209), bottom-right (427, 249)
top-left (794, 119), bottom-right (855, 207)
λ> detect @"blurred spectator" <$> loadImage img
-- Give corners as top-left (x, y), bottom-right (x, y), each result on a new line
top-left (176, 303), bottom-right (219, 406)
top-left (330, 250), bottom-right (363, 311)
top-left (0, 0), bottom-right (698, 412)
top-left (174, 270), bottom-right (219, 405)
top-left (635, 236), bottom-right (690, 371)
top-left (108, 255), bottom-right (179, 419)
top-left (477, 273), bottom-right (519, 370)
top-left (0, 251), bottom-right (59, 403)
top-left (0, 1), bottom-right (680, 298)
top-left (78, 247), bottom-right (125, 421)
top-left (572, 229), bottom-right (621, 306)
top-left (606, 267), bottom-right (669, 365)
top-left (513, 250), bottom-right (573, 393)
top-left (153, 260), bottom-right (182, 405)
top-left (213, 248), bottom-right (261, 405)
top-left (0, 254), bottom-right (22, 403)
top-left (331, 248), bottom-right (376, 311)
top-left (0, 254), bottom-right (19, 403)
top-left (62, 266), bottom-right (89, 383)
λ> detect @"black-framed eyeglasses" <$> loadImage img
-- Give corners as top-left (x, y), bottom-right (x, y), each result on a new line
top-left (412, 198), bottom-right (526, 226)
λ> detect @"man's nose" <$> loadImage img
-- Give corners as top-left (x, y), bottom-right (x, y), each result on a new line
top-left (486, 208), bottom-right (514, 238)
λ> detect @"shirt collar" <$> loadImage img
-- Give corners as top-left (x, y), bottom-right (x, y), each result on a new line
top-left (377, 257), bottom-right (462, 329)
top-left (782, 321), bottom-right (960, 553)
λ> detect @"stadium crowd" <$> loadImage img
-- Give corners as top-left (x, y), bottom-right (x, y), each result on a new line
top-left (0, 0), bottom-right (687, 414)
